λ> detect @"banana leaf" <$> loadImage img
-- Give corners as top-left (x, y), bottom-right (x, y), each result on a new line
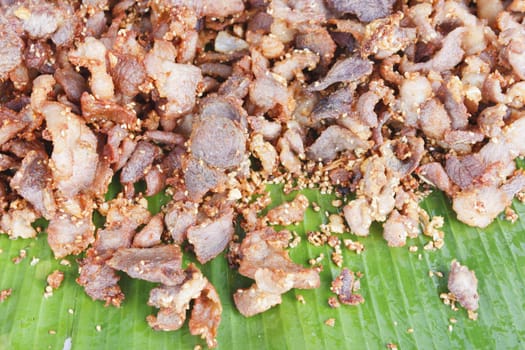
top-left (1, 184), bottom-right (525, 349)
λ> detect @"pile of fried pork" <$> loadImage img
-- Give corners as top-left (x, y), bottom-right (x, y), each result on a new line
top-left (1, 0), bottom-right (524, 347)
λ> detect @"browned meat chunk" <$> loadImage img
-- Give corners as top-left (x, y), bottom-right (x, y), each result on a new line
top-left (453, 173), bottom-right (525, 228)
top-left (382, 210), bottom-right (417, 247)
top-left (343, 198), bottom-right (373, 236)
top-left (234, 228), bottom-right (320, 316)
top-left (309, 56), bottom-right (373, 91)
top-left (311, 87), bottom-right (353, 122)
top-left (419, 98), bottom-right (451, 140)
top-left (266, 194), bottom-right (309, 226)
top-left (165, 202), bottom-right (198, 244)
top-left (47, 208), bottom-right (95, 258)
top-left (144, 131), bottom-right (185, 146)
top-left (69, 37), bottom-right (114, 100)
top-left (296, 27), bottom-right (336, 69)
top-left (0, 24), bottom-right (23, 81)
top-left (147, 307), bottom-right (186, 331)
top-left (80, 93), bottom-right (137, 126)
top-left (417, 162), bottom-right (454, 195)
top-left (111, 55), bottom-right (146, 99)
top-left (189, 282), bottom-right (222, 348)
top-left (133, 214), bottom-right (164, 248)
top-left (77, 257), bottom-right (124, 307)
top-left (10, 151), bottom-right (56, 219)
top-left (307, 125), bottom-right (369, 162)
top-left (187, 208), bottom-right (234, 264)
top-left (0, 202), bottom-right (38, 239)
top-left (54, 68), bottom-right (88, 103)
top-left (272, 49), bottom-right (319, 81)
top-left (233, 284), bottom-right (282, 317)
top-left (448, 260), bottom-right (479, 312)
top-left (401, 27), bottom-right (466, 73)
top-left (326, 0), bottom-right (396, 22)
top-left (200, 95), bottom-right (248, 126)
top-left (247, 116), bottom-right (281, 141)
top-left (108, 245), bottom-right (185, 286)
top-left (445, 155), bottom-right (485, 190)
top-left (147, 264), bottom-right (208, 331)
top-left (0, 108), bottom-right (33, 147)
top-left (183, 157), bottom-right (227, 201)
top-left (201, 0), bottom-right (244, 17)
top-left (40, 97), bottom-right (99, 198)
top-left (120, 141), bottom-right (159, 185)
top-left (190, 115), bottom-right (246, 169)
top-left (331, 268), bottom-right (364, 305)
top-left (144, 40), bottom-right (202, 122)
top-left (92, 198), bottom-right (150, 258)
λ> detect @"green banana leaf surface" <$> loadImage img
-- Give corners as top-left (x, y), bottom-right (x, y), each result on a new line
top-left (1, 181), bottom-right (525, 349)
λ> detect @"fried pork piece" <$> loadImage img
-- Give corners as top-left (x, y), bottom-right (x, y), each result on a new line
top-left (108, 245), bottom-right (185, 286)
top-left (417, 162), bottom-right (454, 196)
top-left (309, 56), bottom-right (373, 91)
top-left (200, 0), bottom-right (244, 17)
top-left (189, 282), bottom-right (222, 349)
top-left (32, 75), bottom-right (99, 199)
top-left (401, 27), bottom-right (466, 73)
top-left (80, 93), bottom-right (137, 126)
top-left (250, 134), bottom-right (278, 175)
top-left (234, 227), bottom-right (320, 316)
top-left (54, 67), bottom-right (87, 104)
top-left (270, 0), bottom-right (330, 27)
top-left (360, 13), bottom-right (416, 59)
top-left (187, 208), bottom-right (234, 264)
top-left (307, 125), bottom-right (370, 162)
top-left (45, 191), bottom-right (96, 258)
top-left (233, 284), bottom-right (282, 317)
top-left (453, 173), bottom-right (525, 228)
top-left (452, 116), bottom-right (525, 227)
top-left (445, 155), bottom-right (485, 190)
top-left (147, 263), bottom-right (221, 345)
top-left (183, 157), bottom-right (227, 201)
top-left (132, 213), bottom-right (164, 248)
top-left (10, 150), bottom-right (56, 219)
top-left (497, 12), bottom-right (525, 80)
top-left (110, 54), bottom-right (146, 100)
top-left (331, 268), bottom-right (364, 305)
top-left (266, 194), bottom-right (309, 225)
top-left (448, 260), bottom-right (479, 312)
top-left (0, 106), bottom-right (31, 146)
top-left (144, 40), bottom-right (202, 129)
top-left (343, 198), bottom-right (373, 237)
top-left (326, 0), bottom-right (396, 22)
top-left (310, 87), bottom-right (353, 122)
top-left (164, 201), bottom-right (198, 244)
top-left (93, 197), bottom-right (151, 258)
top-left (190, 115), bottom-right (246, 169)
top-left (295, 27), bottom-right (336, 70)
top-left (0, 200), bottom-right (38, 239)
top-left (382, 210), bottom-right (416, 247)
top-left (76, 198), bottom-right (150, 306)
top-left (248, 50), bottom-right (291, 115)
top-left (69, 37), bottom-right (114, 100)
top-left (272, 49), bottom-right (319, 82)
top-left (120, 141), bottom-right (159, 188)
top-left (0, 22), bottom-right (23, 81)
top-left (147, 307), bottom-right (186, 331)
top-left (77, 257), bottom-right (125, 307)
